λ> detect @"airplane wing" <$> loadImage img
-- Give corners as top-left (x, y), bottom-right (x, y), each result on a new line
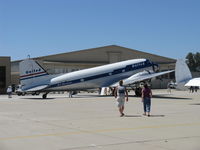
top-left (185, 78), bottom-right (200, 87)
top-left (112, 70), bottom-right (174, 87)
top-left (25, 85), bottom-right (49, 92)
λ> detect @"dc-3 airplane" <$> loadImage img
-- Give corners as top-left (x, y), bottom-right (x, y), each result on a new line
top-left (175, 59), bottom-right (200, 89)
top-left (19, 58), bottom-right (173, 99)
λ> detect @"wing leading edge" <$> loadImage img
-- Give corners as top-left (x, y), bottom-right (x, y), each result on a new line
top-left (112, 70), bottom-right (174, 87)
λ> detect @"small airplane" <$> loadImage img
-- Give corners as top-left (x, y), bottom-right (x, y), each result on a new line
top-left (19, 58), bottom-right (160, 98)
top-left (175, 59), bottom-right (200, 89)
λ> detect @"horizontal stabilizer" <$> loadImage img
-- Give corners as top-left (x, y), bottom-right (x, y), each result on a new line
top-left (25, 85), bottom-right (49, 92)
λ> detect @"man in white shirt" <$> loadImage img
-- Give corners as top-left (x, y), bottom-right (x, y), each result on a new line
top-left (114, 80), bottom-right (128, 117)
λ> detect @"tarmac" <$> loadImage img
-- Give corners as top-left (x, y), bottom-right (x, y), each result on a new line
top-left (0, 89), bottom-right (199, 150)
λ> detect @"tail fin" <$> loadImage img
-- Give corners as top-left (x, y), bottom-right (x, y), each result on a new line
top-left (175, 59), bottom-right (192, 90)
top-left (19, 59), bottom-right (49, 91)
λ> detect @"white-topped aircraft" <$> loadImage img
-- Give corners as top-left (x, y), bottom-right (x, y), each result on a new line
top-left (175, 59), bottom-right (200, 89)
top-left (19, 58), bottom-right (160, 98)
top-left (19, 58), bottom-right (175, 98)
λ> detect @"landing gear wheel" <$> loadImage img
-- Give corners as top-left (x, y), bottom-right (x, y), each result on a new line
top-left (42, 94), bottom-right (47, 99)
top-left (135, 87), bottom-right (142, 97)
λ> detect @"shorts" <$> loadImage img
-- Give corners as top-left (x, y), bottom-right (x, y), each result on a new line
top-left (116, 97), bottom-right (125, 107)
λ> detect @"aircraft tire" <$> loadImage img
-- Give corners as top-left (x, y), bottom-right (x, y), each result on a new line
top-left (17, 93), bottom-right (22, 96)
top-left (42, 94), bottom-right (47, 99)
top-left (135, 87), bottom-right (142, 97)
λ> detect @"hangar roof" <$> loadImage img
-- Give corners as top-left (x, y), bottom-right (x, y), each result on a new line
top-left (12, 45), bottom-right (176, 64)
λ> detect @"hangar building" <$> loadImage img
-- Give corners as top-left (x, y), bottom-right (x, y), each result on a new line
top-left (0, 57), bottom-right (11, 94)
top-left (11, 45), bottom-right (176, 89)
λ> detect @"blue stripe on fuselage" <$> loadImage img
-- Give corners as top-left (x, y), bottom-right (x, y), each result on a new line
top-left (48, 60), bottom-right (152, 89)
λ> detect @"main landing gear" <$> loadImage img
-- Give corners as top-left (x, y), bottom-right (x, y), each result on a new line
top-left (135, 87), bottom-right (142, 97)
top-left (42, 92), bottom-right (49, 99)
top-left (130, 85), bottom-right (142, 97)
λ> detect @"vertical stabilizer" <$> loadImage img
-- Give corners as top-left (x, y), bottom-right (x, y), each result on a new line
top-left (175, 59), bottom-right (192, 90)
top-left (19, 59), bottom-right (49, 91)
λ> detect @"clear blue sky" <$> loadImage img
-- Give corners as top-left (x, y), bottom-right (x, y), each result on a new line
top-left (0, 0), bottom-right (200, 61)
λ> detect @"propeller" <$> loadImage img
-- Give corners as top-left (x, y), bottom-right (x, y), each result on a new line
top-left (152, 63), bottom-right (159, 72)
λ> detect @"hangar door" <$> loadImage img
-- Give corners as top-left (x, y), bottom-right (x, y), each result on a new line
top-left (0, 66), bottom-right (6, 88)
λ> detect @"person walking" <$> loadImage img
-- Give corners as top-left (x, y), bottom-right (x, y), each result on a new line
top-left (7, 86), bottom-right (12, 98)
top-left (114, 80), bottom-right (128, 117)
top-left (141, 83), bottom-right (152, 117)
top-left (194, 86), bottom-right (198, 92)
top-left (189, 86), bottom-right (194, 93)
top-left (167, 82), bottom-right (171, 94)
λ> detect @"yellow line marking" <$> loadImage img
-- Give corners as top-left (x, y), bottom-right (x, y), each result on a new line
top-left (0, 122), bottom-right (200, 141)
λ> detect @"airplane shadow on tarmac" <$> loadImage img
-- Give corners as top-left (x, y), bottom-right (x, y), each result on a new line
top-left (20, 97), bottom-right (55, 100)
top-left (151, 94), bottom-right (192, 100)
top-left (148, 115), bottom-right (165, 117)
top-left (121, 94), bottom-right (192, 100)
top-left (18, 93), bottom-right (192, 100)
top-left (124, 114), bottom-right (165, 117)
top-left (124, 115), bottom-right (142, 117)
top-left (189, 103), bottom-right (200, 105)
top-left (65, 94), bottom-right (192, 101)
